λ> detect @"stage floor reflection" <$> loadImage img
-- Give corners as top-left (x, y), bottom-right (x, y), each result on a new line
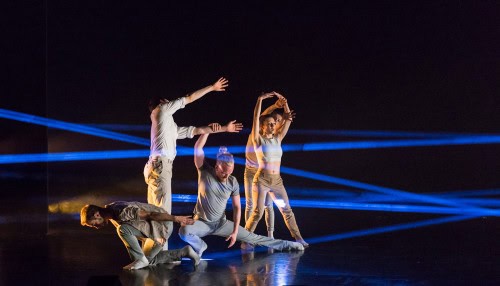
top-left (2, 207), bottom-right (498, 286)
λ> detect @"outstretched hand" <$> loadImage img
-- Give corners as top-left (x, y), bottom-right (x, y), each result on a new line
top-left (225, 232), bottom-right (238, 248)
top-left (175, 215), bottom-right (195, 226)
top-left (212, 77), bottom-right (229, 91)
top-left (226, 120), bottom-right (243, 133)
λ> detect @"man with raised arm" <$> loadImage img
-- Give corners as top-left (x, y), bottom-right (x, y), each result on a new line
top-left (178, 124), bottom-right (304, 258)
top-left (144, 77), bottom-right (243, 249)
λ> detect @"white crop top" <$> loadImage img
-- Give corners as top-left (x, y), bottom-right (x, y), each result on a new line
top-left (255, 135), bottom-right (283, 164)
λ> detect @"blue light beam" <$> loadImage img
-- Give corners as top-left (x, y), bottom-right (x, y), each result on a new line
top-left (306, 214), bottom-right (478, 244)
top-left (167, 194), bottom-right (500, 216)
top-left (0, 150), bottom-right (149, 164)
top-left (277, 164), bottom-right (487, 210)
top-left (0, 108), bottom-right (150, 146)
top-left (281, 136), bottom-right (500, 152)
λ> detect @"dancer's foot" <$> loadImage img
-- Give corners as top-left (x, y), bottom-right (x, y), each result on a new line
top-left (296, 239), bottom-right (309, 248)
top-left (123, 256), bottom-right (149, 270)
top-left (183, 245), bottom-right (201, 266)
top-left (289, 241), bottom-right (305, 251)
top-left (197, 243), bottom-right (208, 258)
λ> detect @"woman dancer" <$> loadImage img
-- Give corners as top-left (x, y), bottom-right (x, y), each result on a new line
top-left (244, 92), bottom-right (308, 247)
top-left (244, 96), bottom-right (286, 238)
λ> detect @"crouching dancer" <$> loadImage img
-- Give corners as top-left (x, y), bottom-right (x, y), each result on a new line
top-left (80, 201), bottom-right (200, 270)
top-left (179, 126), bottom-right (304, 258)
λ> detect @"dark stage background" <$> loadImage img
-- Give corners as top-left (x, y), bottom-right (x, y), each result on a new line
top-left (1, 1), bottom-right (499, 285)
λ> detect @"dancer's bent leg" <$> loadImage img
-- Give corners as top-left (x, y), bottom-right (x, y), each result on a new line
top-left (179, 220), bottom-right (213, 256)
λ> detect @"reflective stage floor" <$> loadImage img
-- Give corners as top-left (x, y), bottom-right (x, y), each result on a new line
top-left (1, 205), bottom-right (498, 286)
top-left (1, 134), bottom-right (499, 285)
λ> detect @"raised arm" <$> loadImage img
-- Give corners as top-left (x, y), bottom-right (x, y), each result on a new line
top-left (194, 133), bottom-right (209, 169)
top-left (184, 77), bottom-right (228, 105)
top-left (261, 97), bottom-right (285, 116)
top-left (275, 92), bottom-right (293, 140)
top-left (252, 93), bottom-right (275, 145)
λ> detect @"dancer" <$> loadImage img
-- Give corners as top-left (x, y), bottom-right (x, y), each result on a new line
top-left (80, 201), bottom-right (200, 270)
top-left (178, 127), bottom-right (305, 257)
top-left (244, 96), bottom-right (288, 238)
top-left (244, 92), bottom-right (309, 247)
top-left (144, 77), bottom-right (243, 249)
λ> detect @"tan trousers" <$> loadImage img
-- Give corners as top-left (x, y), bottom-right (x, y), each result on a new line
top-left (244, 170), bottom-right (303, 240)
top-left (144, 156), bottom-right (173, 249)
top-left (244, 167), bottom-right (275, 232)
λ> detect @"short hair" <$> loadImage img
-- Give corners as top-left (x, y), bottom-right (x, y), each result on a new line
top-left (148, 97), bottom-right (162, 112)
top-left (80, 204), bottom-right (100, 226)
top-left (259, 114), bottom-right (275, 126)
top-left (216, 146), bottom-right (234, 165)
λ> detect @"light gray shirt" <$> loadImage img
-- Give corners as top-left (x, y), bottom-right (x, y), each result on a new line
top-left (106, 201), bottom-right (170, 241)
top-left (193, 162), bottom-right (240, 222)
top-left (149, 97), bottom-right (195, 159)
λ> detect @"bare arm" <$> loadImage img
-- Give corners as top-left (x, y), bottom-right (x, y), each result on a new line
top-left (252, 93), bottom-right (275, 145)
top-left (226, 195), bottom-right (241, 248)
top-left (138, 210), bottom-right (194, 225)
top-left (261, 97), bottom-right (285, 116)
top-left (194, 133), bottom-right (209, 169)
top-left (184, 77), bottom-right (228, 105)
top-left (192, 120), bottom-right (243, 136)
top-left (275, 92), bottom-right (292, 140)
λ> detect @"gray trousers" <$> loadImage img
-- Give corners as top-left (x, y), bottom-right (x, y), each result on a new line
top-left (144, 156), bottom-right (174, 249)
top-left (178, 217), bottom-right (298, 253)
top-left (116, 224), bottom-right (183, 265)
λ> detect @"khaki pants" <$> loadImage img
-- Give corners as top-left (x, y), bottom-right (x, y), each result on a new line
top-left (244, 171), bottom-right (303, 240)
top-left (244, 167), bottom-right (274, 232)
top-left (116, 224), bottom-right (183, 265)
top-left (144, 156), bottom-right (173, 249)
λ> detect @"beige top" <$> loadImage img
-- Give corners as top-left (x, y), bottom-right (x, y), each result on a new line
top-left (106, 201), bottom-right (170, 242)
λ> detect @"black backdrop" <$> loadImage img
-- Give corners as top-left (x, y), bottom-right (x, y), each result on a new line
top-left (1, 1), bottom-right (499, 235)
